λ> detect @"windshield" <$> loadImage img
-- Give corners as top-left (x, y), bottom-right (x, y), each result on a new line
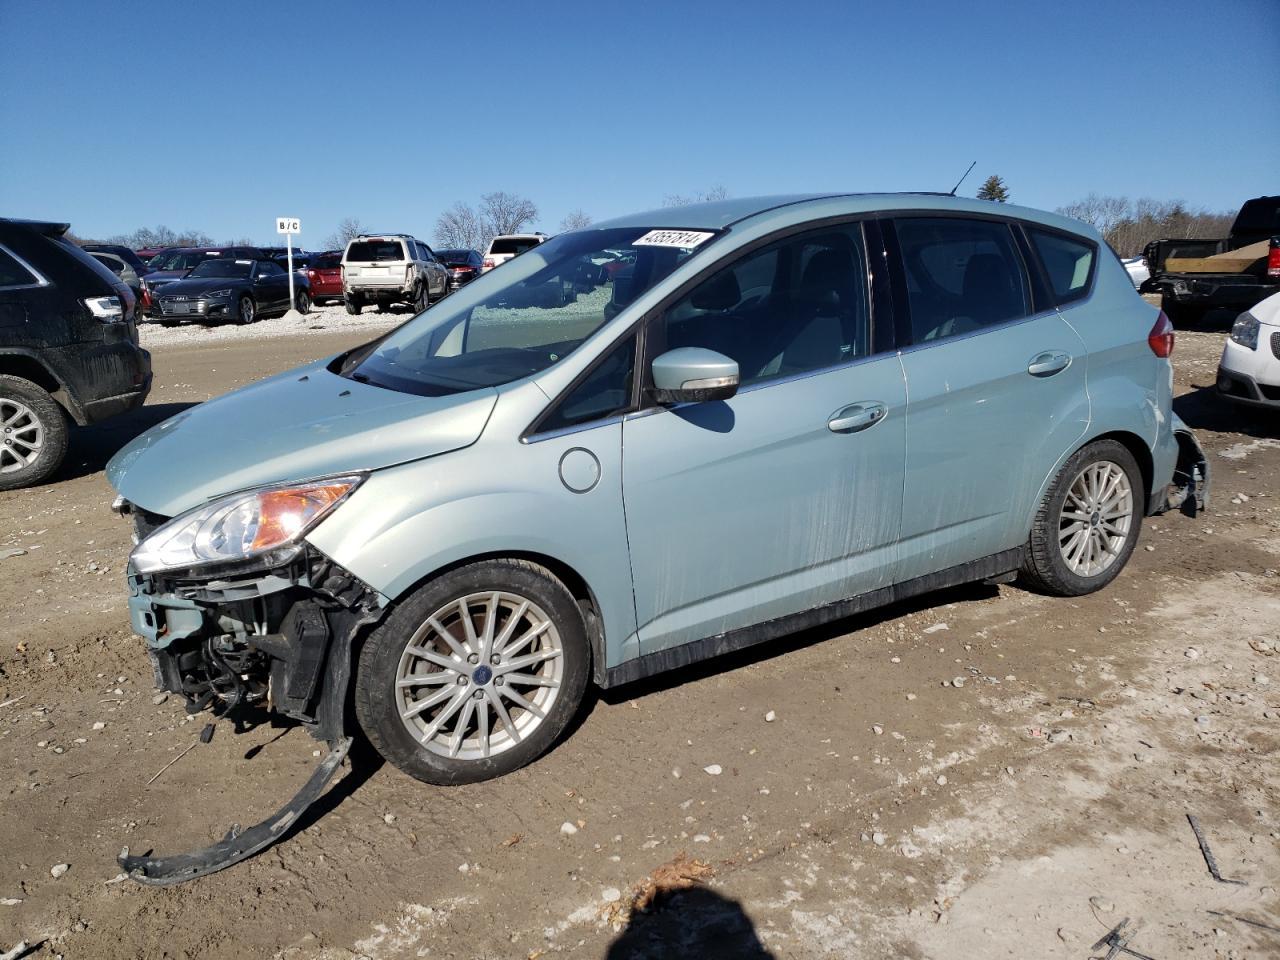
top-left (311, 252), bottom-right (341, 268)
top-left (490, 237), bottom-right (541, 256)
top-left (345, 226), bottom-right (719, 397)
top-left (150, 250), bottom-right (217, 271)
top-left (188, 259), bottom-right (253, 279)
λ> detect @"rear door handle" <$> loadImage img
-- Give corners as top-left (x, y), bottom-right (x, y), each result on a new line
top-left (1027, 351), bottom-right (1072, 377)
top-left (828, 401), bottom-right (887, 434)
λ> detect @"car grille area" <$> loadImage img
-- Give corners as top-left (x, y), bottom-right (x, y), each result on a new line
top-left (1271, 331), bottom-right (1280, 361)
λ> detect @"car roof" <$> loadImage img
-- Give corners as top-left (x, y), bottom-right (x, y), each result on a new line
top-left (592, 193), bottom-right (1098, 239)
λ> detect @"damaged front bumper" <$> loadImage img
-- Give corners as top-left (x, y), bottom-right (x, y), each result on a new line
top-left (118, 525), bottom-right (386, 884)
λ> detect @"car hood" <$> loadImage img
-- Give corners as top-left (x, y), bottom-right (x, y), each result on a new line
top-left (107, 361), bottom-right (498, 517)
top-left (145, 269), bottom-right (190, 283)
top-left (1248, 289), bottom-right (1280, 327)
top-left (155, 276), bottom-right (248, 296)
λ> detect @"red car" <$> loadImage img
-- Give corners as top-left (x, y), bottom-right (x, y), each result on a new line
top-left (306, 251), bottom-right (344, 304)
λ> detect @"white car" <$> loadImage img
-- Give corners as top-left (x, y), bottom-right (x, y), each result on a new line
top-left (1217, 291), bottom-right (1280, 408)
top-left (481, 233), bottom-right (546, 272)
top-left (1121, 255), bottom-right (1149, 288)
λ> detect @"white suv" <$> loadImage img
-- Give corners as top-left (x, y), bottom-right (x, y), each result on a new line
top-left (342, 235), bottom-right (449, 314)
top-left (1218, 291), bottom-right (1280, 408)
top-left (482, 233), bottom-right (547, 272)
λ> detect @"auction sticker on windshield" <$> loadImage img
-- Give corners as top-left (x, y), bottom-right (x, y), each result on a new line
top-left (633, 230), bottom-right (716, 249)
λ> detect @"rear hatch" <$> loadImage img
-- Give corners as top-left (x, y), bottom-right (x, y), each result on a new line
top-left (344, 239), bottom-right (407, 284)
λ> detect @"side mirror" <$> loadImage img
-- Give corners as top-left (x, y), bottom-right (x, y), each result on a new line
top-left (650, 347), bottom-right (739, 405)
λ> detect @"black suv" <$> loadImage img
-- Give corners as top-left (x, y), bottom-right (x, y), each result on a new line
top-left (0, 218), bottom-right (152, 490)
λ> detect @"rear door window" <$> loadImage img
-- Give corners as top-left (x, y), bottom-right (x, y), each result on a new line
top-left (1028, 228), bottom-right (1096, 305)
top-left (347, 240), bottom-right (404, 262)
top-left (893, 217), bottom-right (1031, 343)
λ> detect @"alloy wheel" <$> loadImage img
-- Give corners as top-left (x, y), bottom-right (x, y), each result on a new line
top-left (0, 398), bottom-right (43, 473)
top-left (395, 591), bottom-right (565, 760)
top-left (1058, 460), bottom-right (1133, 577)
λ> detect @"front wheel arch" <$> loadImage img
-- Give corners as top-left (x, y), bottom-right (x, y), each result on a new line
top-left (370, 549), bottom-right (607, 687)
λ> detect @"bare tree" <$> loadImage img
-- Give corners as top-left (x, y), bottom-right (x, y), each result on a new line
top-left (480, 192), bottom-right (539, 236)
top-left (324, 217), bottom-right (365, 251)
top-left (434, 202), bottom-right (489, 251)
top-left (104, 225), bottom-right (215, 249)
top-left (1057, 195), bottom-right (1235, 257)
top-left (663, 185), bottom-right (729, 208)
top-left (559, 209), bottom-right (593, 232)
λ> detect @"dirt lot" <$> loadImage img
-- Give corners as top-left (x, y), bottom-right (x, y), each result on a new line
top-left (1, 322), bottom-right (1277, 959)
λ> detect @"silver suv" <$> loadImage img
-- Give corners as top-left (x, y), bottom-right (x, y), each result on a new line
top-left (342, 234), bottom-right (449, 314)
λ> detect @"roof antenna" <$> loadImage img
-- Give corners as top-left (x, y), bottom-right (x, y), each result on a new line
top-left (948, 161), bottom-right (977, 197)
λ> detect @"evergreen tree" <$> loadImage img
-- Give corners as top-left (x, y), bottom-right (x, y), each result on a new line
top-left (976, 175), bottom-right (1010, 203)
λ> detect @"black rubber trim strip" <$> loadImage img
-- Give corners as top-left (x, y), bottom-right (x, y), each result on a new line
top-left (603, 547), bottom-right (1024, 688)
top-left (118, 736), bottom-right (352, 886)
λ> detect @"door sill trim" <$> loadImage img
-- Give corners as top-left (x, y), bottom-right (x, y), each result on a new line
top-left (602, 547), bottom-right (1026, 688)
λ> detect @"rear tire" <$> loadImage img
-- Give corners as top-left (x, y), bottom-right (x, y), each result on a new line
top-left (0, 376), bottom-right (69, 491)
top-left (345, 296), bottom-right (362, 315)
top-left (295, 290), bottom-right (311, 315)
top-left (236, 295), bottom-right (256, 325)
top-left (354, 559), bottom-right (591, 785)
top-left (1021, 439), bottom-right (1143, 597)
top-left (414, 284), bottom-right (428, 312)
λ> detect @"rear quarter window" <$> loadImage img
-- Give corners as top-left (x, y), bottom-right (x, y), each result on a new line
top-left (0, 246), bottom-right (39, 287)
top-left (1028, 228), bottom-right (1096, 305)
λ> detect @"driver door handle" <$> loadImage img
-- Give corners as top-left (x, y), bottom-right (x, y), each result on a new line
top-left (828, 401), bottom-right (887, 434)
top-left (1027, 351), bottom-right (1072, 377)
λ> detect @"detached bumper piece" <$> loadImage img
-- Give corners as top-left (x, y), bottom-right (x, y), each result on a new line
top-left (1162, 427), bottom-right (1211, 516)
top-left (119, 736), bottom-right (352, 886)
top-left (119, 546), bottom-right (384, 884)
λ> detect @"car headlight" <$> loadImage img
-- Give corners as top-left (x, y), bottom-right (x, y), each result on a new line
top-left (130, 476), bottom-right (363, 575)
top-left (203, 288), bottom-right (233, 299)
top-left (1230, 313), bottom-right (1260, 350)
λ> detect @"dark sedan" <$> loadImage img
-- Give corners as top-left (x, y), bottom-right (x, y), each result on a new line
top-left (436, 248), bottom-right (484, 290)
top-left (152, 258), bottom-right (310, 325)
top-left (139, 245), bottom-right (268, 315)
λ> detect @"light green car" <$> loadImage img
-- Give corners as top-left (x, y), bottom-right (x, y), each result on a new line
top-left (107, 193), bottom-right (1208, 882)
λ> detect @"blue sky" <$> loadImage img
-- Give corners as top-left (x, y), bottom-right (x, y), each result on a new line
top-left (1, 0), bottom-right (1276, 246)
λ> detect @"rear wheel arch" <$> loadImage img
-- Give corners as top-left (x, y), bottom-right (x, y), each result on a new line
top-left (1086, 430), bottom-right (1154, 509)
top-left (0, 352), bottom-right (83, 423)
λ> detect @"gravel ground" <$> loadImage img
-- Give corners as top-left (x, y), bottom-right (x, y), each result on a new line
top-left (0, 327), bottom-right (1277, 959)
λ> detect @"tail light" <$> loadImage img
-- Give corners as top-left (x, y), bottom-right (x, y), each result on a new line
top-left (482, 258), bottom-right (495, 270)
top-left (84, 295), bottom-right (124, 322)
top-left (1267, 240), bottom-right (1280, 279)
top-left (1148, 311), bottom-right (1175, 358)
top-left (406, 265), bottom-right (414, 283)
top-left (307, 270), bottom-right (316, 279)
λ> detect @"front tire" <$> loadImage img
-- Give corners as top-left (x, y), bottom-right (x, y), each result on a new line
top-left (0, 376), bottom-right (69, 491)
top-left (1021, 439), bottom-right (1143, 596)
top-left (236, 295), bottom-right (256, 325)
top-left (295, 290), bottom-right (311, 315)
top-left (355, 559), bottom-right (591, 785)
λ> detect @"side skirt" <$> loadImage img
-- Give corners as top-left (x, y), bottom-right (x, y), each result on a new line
top-left (603, 547), bottom-right (1025, 688)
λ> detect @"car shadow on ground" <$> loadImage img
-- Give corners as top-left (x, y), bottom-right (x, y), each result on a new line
top-left (604, 886), bottom-right (776, 959)
top-left (53, 401), bottom-right (197, 484)
top-left (1173, 386), bottom-right (1278, 440)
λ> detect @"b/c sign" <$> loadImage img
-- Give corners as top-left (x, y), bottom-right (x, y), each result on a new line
top-left (276, 217), bottom-right (301, 234)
